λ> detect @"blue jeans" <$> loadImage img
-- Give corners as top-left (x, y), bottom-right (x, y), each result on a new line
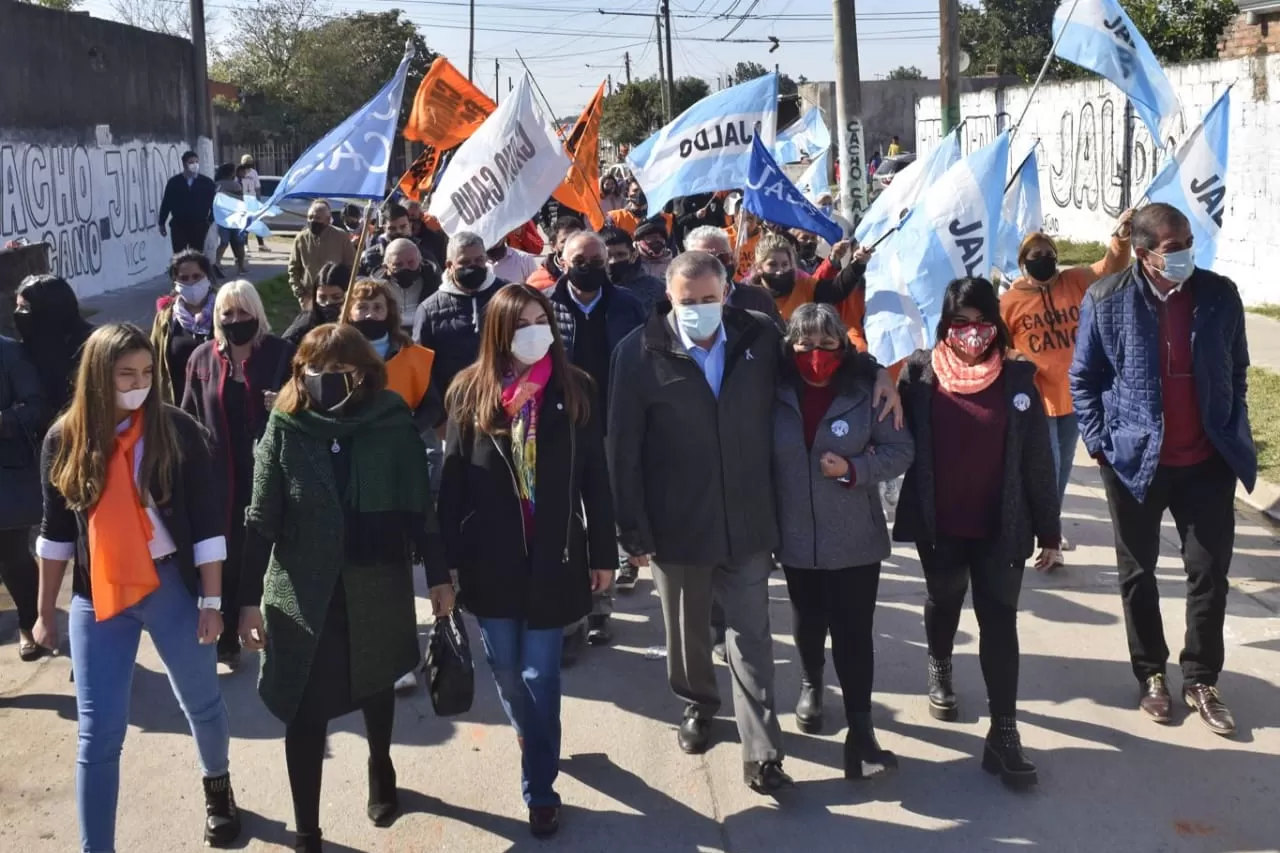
top-left (476, 618), bottom-right (563, 808)
top-left (1046, 413), bottom-right (1080, 506)
top-left (69, 559), bottom-right (230, 853)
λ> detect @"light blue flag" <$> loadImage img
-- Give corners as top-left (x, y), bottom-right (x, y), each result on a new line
top-left (793, 149), bottom-right (831, 203)
top-left (743, 137), bottom-right (843, 246)
top-left (251, 45), bottom-right (414, 224)
top-left (213, 193), bottom-right (274, 238)
top-left (627, 73), bottom-right (778, 214)
top-left (863, 132), bottom-right (1010, 367)
top-left (773, 106), bottom-right (831, 164)
top-left (1141, 87), bottom-right (1230, 268)
top-left (854, 125), bottom-right (961, 243)
top-left (993, 148), bottom-right (1044, 280)
top-left (1052, 0), bottom-right (1179, 142)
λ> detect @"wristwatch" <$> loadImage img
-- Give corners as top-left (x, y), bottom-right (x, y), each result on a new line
top-left (197, 596), bottom-right (222, 611)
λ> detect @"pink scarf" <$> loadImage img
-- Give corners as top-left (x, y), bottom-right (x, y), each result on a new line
top-left (502, 355), bottom-right (553, 541)
top-left (931, 343), bottom-right (1004, 395)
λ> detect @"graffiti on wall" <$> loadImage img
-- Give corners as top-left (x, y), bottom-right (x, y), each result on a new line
top-left (0, 139), bottom-right (186, 295)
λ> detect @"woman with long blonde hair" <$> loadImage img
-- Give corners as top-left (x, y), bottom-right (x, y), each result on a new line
top-left (32, 323), bottom-right (240, 851)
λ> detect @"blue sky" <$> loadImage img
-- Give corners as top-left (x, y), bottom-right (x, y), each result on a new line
top-left (83, 0), bottom-right (942, 118)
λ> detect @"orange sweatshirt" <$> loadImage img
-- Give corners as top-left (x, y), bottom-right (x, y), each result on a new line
top-left (1000, 235), bottom-right (1131, 417)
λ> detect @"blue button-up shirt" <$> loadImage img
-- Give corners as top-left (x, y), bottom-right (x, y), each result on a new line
top-left (569, 286), bottom-right (603, 315)
top-left (678, 320), bottom-right (728, 398)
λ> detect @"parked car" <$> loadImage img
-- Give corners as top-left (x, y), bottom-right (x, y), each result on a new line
top-left (870, 153), bottom-right (916, 199)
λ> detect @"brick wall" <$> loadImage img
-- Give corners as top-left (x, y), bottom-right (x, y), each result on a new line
top-left (1219, 12), bottom-right (1280, 59)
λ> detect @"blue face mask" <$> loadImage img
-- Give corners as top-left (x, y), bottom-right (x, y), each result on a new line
top-left (370, 335), bottom-right (390, 359)
top-left (1154, 247), bottom-right (1195, 284)
top-left (675, 302), bottom-right (723, 341)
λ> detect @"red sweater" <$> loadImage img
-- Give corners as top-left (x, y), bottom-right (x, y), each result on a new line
top-left (933, 376), bottom-right (1007, 540)
top-left (1157, 287), bottom-right (1213, 467)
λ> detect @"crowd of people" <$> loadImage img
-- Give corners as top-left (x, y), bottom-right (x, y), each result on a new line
top-left (0, 171), bottom-right (1257, 850)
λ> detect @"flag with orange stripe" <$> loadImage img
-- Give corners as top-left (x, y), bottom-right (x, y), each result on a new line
top-left (552, 82), bottom-right (606, 230)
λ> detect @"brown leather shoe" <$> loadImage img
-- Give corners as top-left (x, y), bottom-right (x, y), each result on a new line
top-left (1183, 683), bottom-right (1236, 736)
top-left (1139, 674), bottom-right (1172, 723)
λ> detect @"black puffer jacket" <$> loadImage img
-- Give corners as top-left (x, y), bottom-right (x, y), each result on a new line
top-left (0, 336), bottom-right (45, 529)
top-left (412, 272), bottom-right (510, 396)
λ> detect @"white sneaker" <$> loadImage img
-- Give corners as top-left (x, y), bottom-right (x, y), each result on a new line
top-left (394, 671), bottom-right (417, 693)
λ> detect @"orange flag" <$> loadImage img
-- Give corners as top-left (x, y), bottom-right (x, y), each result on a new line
top-left (552, 82), bottom-right (606, 230)
top-left (404, 58), bottom-right (496, 150)
top-left (397, 145), bottom-right (446, 202)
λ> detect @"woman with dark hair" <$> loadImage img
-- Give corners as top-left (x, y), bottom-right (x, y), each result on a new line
top-left (32, 323), bottom-right (239, 850)
top-left (772, 303), bottom-right (914, 780)
top-left (152, 249), bottom-right (217, 404)
top-left (0, 329), bottom-right (45, 660)
top-left (238, 323), bottom-right (453, 852)
top-left (894, 277), bottom-right (1061, 790)
top-left (439, 284), bottom-right (615, 838)
top-left (14, 274), bottom-right (94, 414)
top-left (284, 261), bottom-right (351, 346)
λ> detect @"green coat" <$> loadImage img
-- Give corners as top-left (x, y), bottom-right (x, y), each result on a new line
top-left (246, 390), bottom-right (428, 723)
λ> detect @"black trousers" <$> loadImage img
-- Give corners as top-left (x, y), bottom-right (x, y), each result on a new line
top-left (783, 564), bottom-right (882, 719)
top-left (284, 688), bottom-right (395, 833)
top-left (1099, 456), bottom-right (1236, 686)
top-left (917, 537), bottom-right (1024, 717)
top-left (169, 220), bottom-right (209, 255)
top-left (217, 518), bottom-right (245, 655)
top-left (0, 528), bottom-right (38, 633)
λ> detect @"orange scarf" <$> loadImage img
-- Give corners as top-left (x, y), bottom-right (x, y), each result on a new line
top-left (931, 344), bottom-right (1004, 395)
top-left (87, 412), bottom-right (160, 620)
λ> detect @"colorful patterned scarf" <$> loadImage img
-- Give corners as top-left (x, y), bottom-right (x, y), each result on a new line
top-left (502, 355), bottom-right (552, 542)
top-left (173, 294), bottom-right (214, 336)
top-left (931, 342), bottom-right (1004, 395)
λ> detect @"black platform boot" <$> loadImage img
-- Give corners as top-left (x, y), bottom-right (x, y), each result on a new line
top-left (294, 830), bottom-right (322, 853)
top-left (795, 678), bottom-right (824, 734)
top-left (367, 755), bottom-right (400, 826)
top-left (844, 712), bottom-right (898, 780)
top-left (928, 656), bottom-right (958, 721)
top-left (982, 715), bottom-right (1038, 790)
top-left (202, 773), bottom-right (241, 847)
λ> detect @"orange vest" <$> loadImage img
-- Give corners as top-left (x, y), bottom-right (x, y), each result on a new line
top-left (385, 344), bottom-right (435, 412)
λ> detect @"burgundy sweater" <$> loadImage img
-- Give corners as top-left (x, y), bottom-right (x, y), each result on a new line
top-left (1157, 287), bottom-right (1213, 467)
top-left (932, 375), bottom-right (1008, 540)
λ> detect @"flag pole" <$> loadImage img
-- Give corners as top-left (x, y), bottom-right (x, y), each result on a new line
top-left (342, 200), bottom-right (376, 317)
top-left (1009, 0), bottom-right (1083, 140)
top-left (1004, 142), bottom-right (1039, 193)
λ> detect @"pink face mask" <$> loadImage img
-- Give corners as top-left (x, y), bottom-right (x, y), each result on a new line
top-left (946, 322), bottom-right (997, 358)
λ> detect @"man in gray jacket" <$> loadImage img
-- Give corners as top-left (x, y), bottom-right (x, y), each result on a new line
top-left (607, 251), bottom-right (897, 794)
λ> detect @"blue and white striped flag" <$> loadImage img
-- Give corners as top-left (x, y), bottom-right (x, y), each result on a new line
top-left (854, 126), bottom-right (961, 244)
top-left (773, 106), bottom-right (831, 164)
top-left (214, 193), bottom-right (274, 238)
top-left (793, 149), bottom-right (831, 204)
top-left (864, 132), bottom-right (1010, 366)
top-left (627, 73), bottom-right (777, 214)
top-left (1052, 0), bottom-right (1179, 142)
top-left (1141, 86), bottom-right (1231, 268)
top-left (993, 148), bottom-right (1044, 280)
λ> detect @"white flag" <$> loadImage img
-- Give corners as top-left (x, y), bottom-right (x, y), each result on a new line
top-left (429, 75), bottom-right (570, 248)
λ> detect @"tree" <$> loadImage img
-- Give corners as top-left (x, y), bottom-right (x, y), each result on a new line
top-left (733, 61), bottom-right (770, 83)
top-left (960, 0), bottom-right (1236, 82)
top-left (888, 65), bottom-right (926, 80)
top-left (600, 76), bottom-right (712, 147)
top-left (21, 0), bottom-right (82, 8)
top-left (110, 0), bottom-right (213, 38)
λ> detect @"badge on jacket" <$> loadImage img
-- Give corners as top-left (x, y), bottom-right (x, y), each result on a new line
top-left (831, 419), bottom-right (849, 437)
top-left (1013, 393), bottom-right (1031, 412)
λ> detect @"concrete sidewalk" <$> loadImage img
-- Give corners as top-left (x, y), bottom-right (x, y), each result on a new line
top-left (1, 455), bottom-right (1278, 853)
top-left (1246, 312), bottom-right (1280, 373)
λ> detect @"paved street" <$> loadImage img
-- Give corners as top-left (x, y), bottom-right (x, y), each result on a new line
top-left (1, 454), bottom-right (1278, 853)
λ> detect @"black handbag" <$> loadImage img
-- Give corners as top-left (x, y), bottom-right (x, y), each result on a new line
top-left (425, 612), bottom-right (474, 716)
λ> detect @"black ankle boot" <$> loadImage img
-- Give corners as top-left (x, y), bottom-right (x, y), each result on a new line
top-left (982, 715), bottom-right (1038, 789)
top-left (844, 712), bottom-right (898, 780)
top-left (928, 656), bottom-right (958, 721)
top-left (795, 679), bottom-right (824, 734)
top-left (294, 829), bottom-right (322, 853)
top-left (202, 773), bottom-right (241, 847)
top-left (367, 755), bottom-right (399, 826)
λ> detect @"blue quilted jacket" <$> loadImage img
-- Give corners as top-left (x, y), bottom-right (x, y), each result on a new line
top-left (1069, 265), bottom-right (1256, 502)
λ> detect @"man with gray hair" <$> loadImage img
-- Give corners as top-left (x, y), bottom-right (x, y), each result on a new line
top-left (413, 230), bottom-right (510, 397)
top-left (608, 250), bottom-right (900, 794)
top-left (684, 225), bottom-right (784, 328)
top-left (382, 237), bottom-right (440, 329)
top-left (287, 200), bottom-right (356, 306)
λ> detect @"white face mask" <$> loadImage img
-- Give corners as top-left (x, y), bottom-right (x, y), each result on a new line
top-left (176, 277), bottom-right (210, 305)
top-left (185, 161), bottom-right (200, 175)
top-left (511, 324), bottom-right (555, 365)
top-left (116, 385), bottom-right (152, 412)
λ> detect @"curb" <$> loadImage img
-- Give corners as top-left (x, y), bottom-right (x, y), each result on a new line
top-left (1237, 475), bottom-right (1280, 525)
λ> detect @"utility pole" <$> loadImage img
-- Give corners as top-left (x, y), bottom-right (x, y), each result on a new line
top-left (608, 74), bottom-right (614, 96)
top-left (656, 14), bottom-right (669, 121)
top-left (662, 0), bottom-right (675, 118)
top-left (190, 0), bottom-right (211, 150)
top-left (939, 0), bottom-right (960, 134)
top-left (624, 51), bottom-right (632, 85)
top-left (833, 0), bottom-right (867, 222)
top-left (468, 0), bottom-right (476, 80)
top-left (495, 58), bottom-right (500, 105)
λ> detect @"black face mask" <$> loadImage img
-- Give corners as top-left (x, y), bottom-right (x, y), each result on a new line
top-left (352, 318), bottom-right (388, 341)
top-left (392, 268), bottom-right (419, 289)
top-left (303, 371), bottom-right (358, 413)
top-left (453, 265), bottom-right (488, 290)
top-left (607, 260), bottom-right (637, 283)
top-left (308, 221), bottom-right (327, 236)
top-left (13, 311), bottom-right (37, 342)
top-left (223, 318), bottom-right (259, 346)
top-left (797, 243), bottom-right (818, 260)
top-left (761, 270), bottom-right (797, 297)
top-left (568, 263), bottom-right (609, 293)
top-left (1025, 255), bottom-right (1058, 283)
top-left (316, 303), bottom-right (342, 323)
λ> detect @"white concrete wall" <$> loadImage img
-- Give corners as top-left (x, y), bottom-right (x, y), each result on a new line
top-left (916, 55), bottom-right (1280, 306)
top-left (0, 126), bottom-right (202, 299)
